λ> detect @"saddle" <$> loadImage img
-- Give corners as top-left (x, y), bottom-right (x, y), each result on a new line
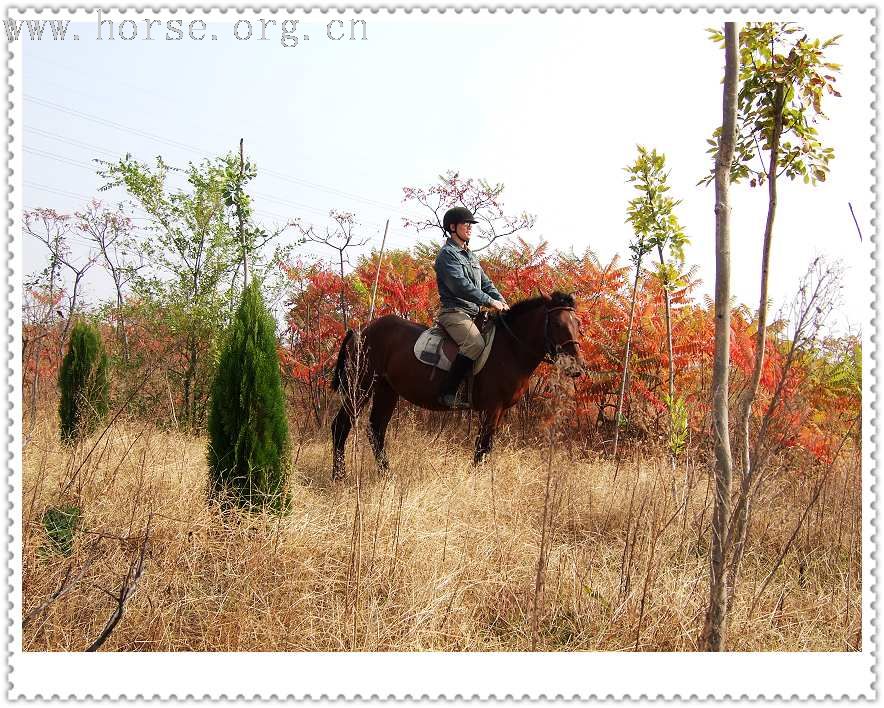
top-left (413, 313), bottom-right (496, 374)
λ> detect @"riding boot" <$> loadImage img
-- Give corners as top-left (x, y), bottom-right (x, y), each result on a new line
top-left (438, 353), bottom-right (474, 409)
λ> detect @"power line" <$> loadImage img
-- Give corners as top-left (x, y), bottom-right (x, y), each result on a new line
top-left (24, 180), bottom-right (94, 202)
top-left (25, 126), bottom-right (121, 158)
top-left (23, 144), bottom-right (416, 247)
top-left (24, 56), bottom-right (413, 215)
top-left (26, 94), bottom-right (207, 155)
top-left (23, 131), bottom-right (334, 222)
top-left (26, 53), bottom-right (176, 104)
top-left (24, 93), bottom-right (425, 221)
top-left (23, 126), bottom-right (392, 225)
top-left (24, 146), bottom-right (95, 171)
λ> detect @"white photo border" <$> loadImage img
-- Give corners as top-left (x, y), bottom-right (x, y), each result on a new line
top-left (5, 4), bottom-right (877, 700)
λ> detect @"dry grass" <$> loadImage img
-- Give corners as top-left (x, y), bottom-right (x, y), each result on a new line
top-left (21, 409), bottom-right (861, 652)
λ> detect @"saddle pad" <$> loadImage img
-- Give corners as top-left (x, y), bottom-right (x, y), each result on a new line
top-left (413, 323), bottom-right (496, 374)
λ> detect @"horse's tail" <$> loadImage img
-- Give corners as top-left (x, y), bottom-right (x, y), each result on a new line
top-left (331, 329), bottom-right (354, 392)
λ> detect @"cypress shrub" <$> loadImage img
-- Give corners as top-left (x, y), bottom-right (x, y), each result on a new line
top-left (58, 321), bottom-right (109, 444)
top-left (207, 281), bottom-right (290, 509)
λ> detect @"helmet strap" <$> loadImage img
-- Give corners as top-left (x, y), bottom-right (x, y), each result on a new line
top-left (452, 229), bottom-right (469, 248)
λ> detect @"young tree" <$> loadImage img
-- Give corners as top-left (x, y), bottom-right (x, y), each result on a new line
top-left (700, 20), bottom-right (739, 652)
top-left (98, 154), bottom-right (244, 428)
top-left (58, 320), bottom-right (109, 444)
top-left (207, 280), bottom-right (290, 509)
top-left (402, 170), bottom-right (536, 251)
top-left (613, 147), bottom-right (672, 461)
top-left (704, 22), bottom-right (842, 608)
top-left (619, 146), bottom-right (688, 460)
top-left (221, 139), bottom-right (292, 297)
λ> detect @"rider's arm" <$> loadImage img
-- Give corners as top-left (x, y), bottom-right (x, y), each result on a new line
top-left (437, 250), bottom-right (494, 306)
top-left (480, 269), bottom-right (503, 303)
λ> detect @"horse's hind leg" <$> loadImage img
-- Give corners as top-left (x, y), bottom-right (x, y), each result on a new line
top-left (368, 381), bottom-right (398, 473)
top-left (331, 405), bottom-right (353, 481)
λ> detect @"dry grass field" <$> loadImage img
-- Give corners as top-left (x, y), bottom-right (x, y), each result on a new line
top-left (22, 409), bottom-right (861, 652)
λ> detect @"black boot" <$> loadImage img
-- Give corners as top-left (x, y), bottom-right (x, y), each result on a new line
top-left (438, 353), bottom-right (473, 409)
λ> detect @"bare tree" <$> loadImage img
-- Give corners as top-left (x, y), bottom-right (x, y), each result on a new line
top-left (402, 170), bottom-right (535, 251)
top-left (724, 257), bottom-right (844, 606)
top-left (700, 20), bottom-right (739, 652)
top-left (23, 209), bottom-right (68, 427)
top-left (75, 201), bottom-right (143, 362)
top-left (24, 208), bottom-right (99, 423)
top-left (296, 210), bottom-right (369, 331)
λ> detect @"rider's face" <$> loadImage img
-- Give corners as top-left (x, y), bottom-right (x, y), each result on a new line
top-left (454, 222), bottom-right (473, 242)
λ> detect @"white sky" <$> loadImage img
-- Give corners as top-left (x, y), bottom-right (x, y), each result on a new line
top-left (19, 10), bottom-right (874, 333)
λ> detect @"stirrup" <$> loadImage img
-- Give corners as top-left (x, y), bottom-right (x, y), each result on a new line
top-left (438, 392), bottom-right (470, 410)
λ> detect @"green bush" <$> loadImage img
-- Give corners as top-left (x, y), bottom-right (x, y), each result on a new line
top-left (58, 321), bottom-right (109, 444)
top-left (207, 281), bottom-right (290, 509)
top-left (40, 505), bottom-right (80, 557)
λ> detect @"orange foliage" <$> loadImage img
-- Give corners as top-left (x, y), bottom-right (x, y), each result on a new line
top-left (281, 241), bottom-right (860, 466)
top-left (22, 242), bottom-right (859, 468)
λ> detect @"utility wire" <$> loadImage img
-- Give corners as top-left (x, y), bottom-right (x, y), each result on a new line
top-left (24, 94), bottom-right (425, 221)
top-left (23, 145), bottom-right (416, 248)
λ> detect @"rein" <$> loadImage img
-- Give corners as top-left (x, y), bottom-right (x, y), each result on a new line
top-left (497, 305), bottom-right (579, 364)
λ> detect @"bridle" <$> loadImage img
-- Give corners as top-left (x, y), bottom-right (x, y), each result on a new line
top-left (497, 305), bottom-right (581, 365)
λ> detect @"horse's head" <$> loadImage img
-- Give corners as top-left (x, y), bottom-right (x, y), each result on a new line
top-left (498, 291), bottom-right (585, 376)
top-left (543, 291), bottom-right (584, 377)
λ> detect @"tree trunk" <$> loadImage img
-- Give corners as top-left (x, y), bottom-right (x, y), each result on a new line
top-left (657, 245), bottom-right (676, 465)
top-left (700, 20), bottom-right (738, 652)
top-left (726, 81), bottom-right (785, 607)
top-left (29, 337), bottom-right (43, 431)
top-left (663, 287), bottom-right (674, 403)
top-left (115, 287), bottom-right (129, 363)
top-left (57, 275), bottom-right (80, 364)
top-left (612, 258), bottom-right (643, 462)
top-left (237, 138), bottom-right (249, 291)
top-left (663, 286), bottom-right (676, 470)
top-left (183, 335), bottom-right (199, 429)
top-left (338, 253), bottom-right (349, 332)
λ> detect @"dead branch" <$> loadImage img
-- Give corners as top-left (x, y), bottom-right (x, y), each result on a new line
top-left (748, 418), bottom-right (858, 618)
top-left (23, 550), bottom-right (98, 629)
top-left (85, 514), bottom-right (152, 652)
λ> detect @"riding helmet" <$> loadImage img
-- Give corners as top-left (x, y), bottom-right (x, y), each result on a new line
top-left (442, 206), bottom-right (478, 234)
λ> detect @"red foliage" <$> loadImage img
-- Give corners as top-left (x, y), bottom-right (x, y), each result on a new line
top-left (281, 240), bottom-right (860, 466)
top-left (22, 236), bottom-right (859, 469)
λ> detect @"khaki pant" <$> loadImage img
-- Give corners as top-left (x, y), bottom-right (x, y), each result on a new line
top-left (437, 308), bottom-right (484, 360)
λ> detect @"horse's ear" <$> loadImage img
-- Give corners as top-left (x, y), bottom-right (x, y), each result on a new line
top-left (536, 287), bottom-right (547, 299)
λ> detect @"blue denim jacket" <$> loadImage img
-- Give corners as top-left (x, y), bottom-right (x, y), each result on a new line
top-left (434, 238), bottom-right (503, 316)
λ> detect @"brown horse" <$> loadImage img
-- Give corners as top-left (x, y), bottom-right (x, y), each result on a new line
top-left (329, 291), bottom-right (584, 480)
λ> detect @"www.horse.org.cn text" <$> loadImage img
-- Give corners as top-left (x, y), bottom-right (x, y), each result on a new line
top-left (4, 13), bottom-right (368, 48)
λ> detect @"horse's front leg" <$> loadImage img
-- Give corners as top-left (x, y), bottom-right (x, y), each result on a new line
top-left (474, 408), bottom-right (503, 465)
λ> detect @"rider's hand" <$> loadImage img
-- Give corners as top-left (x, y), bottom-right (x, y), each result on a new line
top-left (490, 299), bottom-right (509, 312)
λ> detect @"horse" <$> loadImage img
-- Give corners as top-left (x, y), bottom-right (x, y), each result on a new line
top-left (329, 291), bottom-right (585, 480)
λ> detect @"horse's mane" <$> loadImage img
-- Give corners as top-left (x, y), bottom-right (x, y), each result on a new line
top-left (502, 291), bottom-right (575, 323)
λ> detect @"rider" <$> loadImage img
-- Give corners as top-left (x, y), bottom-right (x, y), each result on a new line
top-left (434, 206), bottom-right (509, 408)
